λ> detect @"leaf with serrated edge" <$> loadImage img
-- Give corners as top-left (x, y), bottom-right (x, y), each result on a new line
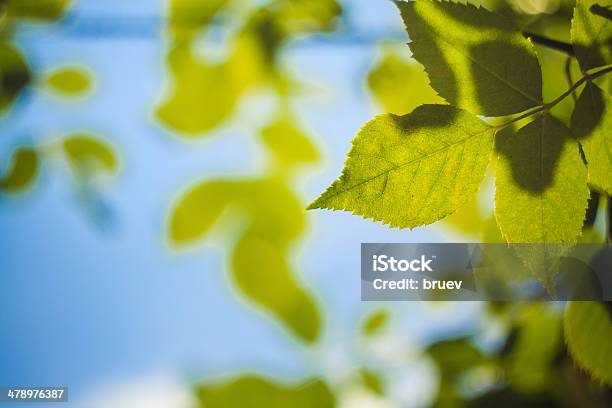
top-left (309, 104), bottom-right (495, 229)
top-left (565, 301), bottom-right (612, 385)
top-left (495, 114), bottom-right (588, 243)
top-left (395, 0), bottom-right (542, 116)
top-left (571, 82), bottom-right (612, 194)
top-left (571, 0), bottom-right (612, 72)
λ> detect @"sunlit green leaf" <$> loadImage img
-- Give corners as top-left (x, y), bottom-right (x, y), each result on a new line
top-left (538, 42), bottom-right (581, 123)
top-left (427, 337), bottom-right (483, 379)
top-left (367, 52), bottom-right (445, 114)
top-left (232, 180), bottom-right (320, 342)
top-left (169, 180), bottom-right (234, 245)
top-left (45, 67), bottom-right (92, 96)
top-left (260, 118), bottom-right (319, 168)
top-left (571, 0), bottom-right (612, 72)
top-left (156, 32), bottom-right (268, 136)
top-left (309, 105), bottom-right (495, 229)
top-left (0, 42), bottom-right (30, 111)
top-left (0, 147), bottom-right (39, 193)
top-left (63, 134), bottom-right (118, 175)
top-left (156, 46), bottom-right (242, 135)
top-left (564, 301), bottom-right (612, 385)
top-left (440, 194), bottom-right (486, 237)
top-left (396, 0), bottom-right (542, 116)
top-left (195, 376), bottom-right (335, 408)
top-left (506, 304), bottom-right (562, 392)
top-left (4, 0), bottom-right (70, 20)
top-left (571, 82), bottom-right (612, 194)
top-left (362, 309), bottom-right (389, 336)
top-left (232, 228), bottom-right (320, 343)
top-left (276, 0), bottom-right (342, 33)
top-left (168, 0), bottom-right (228, 41)
top-left (495, 115), bottom-right (588, 243)
top-left (170, 178), bottom-right (321, 343)
top-left (360, 369), bottom-right (384, 396)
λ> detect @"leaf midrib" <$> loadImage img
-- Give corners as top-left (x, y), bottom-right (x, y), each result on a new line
top-left (319, 126), bottom-right (492, 203)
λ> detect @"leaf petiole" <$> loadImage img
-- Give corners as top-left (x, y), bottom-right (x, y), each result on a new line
top-left (494, 65), bottom-right (612, 131)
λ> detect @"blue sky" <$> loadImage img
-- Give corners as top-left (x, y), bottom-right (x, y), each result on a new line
top-left (0, 0), bottom-right (482, 405)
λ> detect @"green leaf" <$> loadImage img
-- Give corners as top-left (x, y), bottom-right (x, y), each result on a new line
top-left (571, 0), bottom-right (612, 72)
top-left (427, 337), bottom-right (482, 379)
top-left (232, 228), bottom-right (320, 343)
top-left (571, 82), bottom-right (612, 194)
top-left (276, 0), bottom-right (342, 34)
top-left (0, 147), bottom-right (39, 193)
top-left (195, 376), bottom-right (335, 408)
top-left (367, 52), bottom-right (445, 115)
top-left (0, 42), bottom-right (30, 111)
top-left (169, 180), bottom-right (234, 245)
top-left (63, 135), bottom-right (118, 175)
top-left (395, 0), bottom-right (542, 116)
top-left (495, 115), bottom-right (589, 243)
top-left (360, 369), bottom-right (384, 396)
top-left (564, 301), bottom-right (612, 385)
top-left (362, 309), bottom-right (390, 336)
top-left (170, 178), bottom-right (321, 343)
top-left (156, 46), bottom-right (242, 135)
top-left (260, 118), bottom-right (320, 168)
top-left (505, 305), bottom-right (562, 392)
top-left (440, 193), bottom-right (487, 238)
top-left (4, 0), bottom-right (70, 20)
top-left (156, 37), bottom-right (266, 136)
top-left (168, 0), bottom-right (228, 41)
top-left (45, 67), bottom-right (92, 96)
top-left (309, 105), bottom-right (495, 230)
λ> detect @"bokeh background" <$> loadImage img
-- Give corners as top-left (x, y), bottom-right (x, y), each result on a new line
top-left (1, 0), bottom-right (610, 407)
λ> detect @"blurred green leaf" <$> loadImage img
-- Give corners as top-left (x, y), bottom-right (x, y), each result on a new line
top-left (0, 42), bottom-right (30, 111)
top-left (4, 0), bottom-right (70, 20)
top-left (170, 180), bottom-right (234, 245)
top-left (168, 0), bottom-right (228, 41)
top-left (571, 0), bottom-right (612, 72)
top-left (571, 82), bottom-right (612, 194)
top-left (440, 195), bottom-right (486, 238)
top-left (368, 53), bottom-right (444, 115)
top-left (0, 147), bottom-right (39, 193)
top-left (309, 105), bottom-right (495, 229)
top-left (195, 376), bottom-right (335, 408)
top-left (362, 309), bottom-right (389, 336)
top-left (156, 46), bottom-right (242, 135)
top-left (156, 33), bottom-right (268, 136)
top-left (506, 305), bottom-right (562, 392)
top-left (45, 67), bottom-right (92, 96)
top-left (63, 134), bottom-right (118, 175)
top-left (276, 0), bottom-right (342, 33)
top-left (232, 227), bottom-right (320, 343)
top-left (170, 178), bottom-right (321, 342)
top-left (396, 0), bottom-right (542, 116)
top-left (261, 118), bottom-right (319, 169)
top-left (564, 301), bottom-right (612, 385)
top-left (427, 337), bottom-right (483, 379)
top-left (359, 369), bottom-right (384, 396)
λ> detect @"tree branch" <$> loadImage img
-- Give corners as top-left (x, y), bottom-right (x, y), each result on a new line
top-left (523, 31), bottom-right (575, 56)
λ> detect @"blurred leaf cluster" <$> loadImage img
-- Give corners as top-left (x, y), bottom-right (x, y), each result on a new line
top-left (0, 0), bottom-right (118, 217)
top-left (164, 0), bottom-right (341, 344)
top-left (157, 0), bottom-right (342, 135)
